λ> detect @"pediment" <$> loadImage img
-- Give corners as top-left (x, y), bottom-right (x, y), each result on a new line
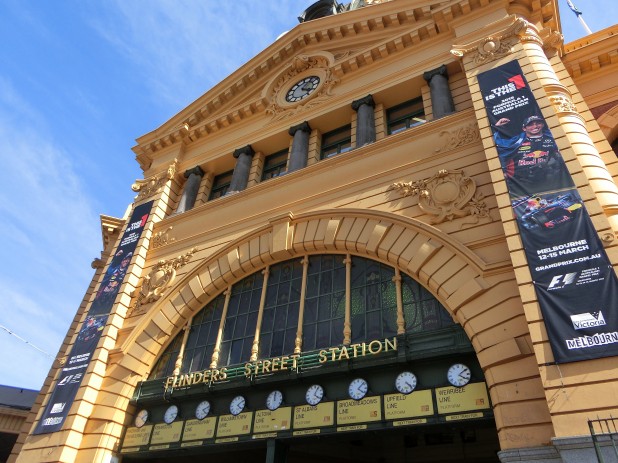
top-left (133, 0), bottom-right (554, 169)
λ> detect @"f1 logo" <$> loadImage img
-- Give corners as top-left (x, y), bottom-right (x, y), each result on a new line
top-left (548, 272), bottom-right (577, 290)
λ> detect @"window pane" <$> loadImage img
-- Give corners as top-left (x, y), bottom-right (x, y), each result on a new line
top-left (321, 125), bottom-right (352, 159)
top-left (387, 97), bottom-right (426, 135)
top-left (258, 259), bottom-right (302, 359)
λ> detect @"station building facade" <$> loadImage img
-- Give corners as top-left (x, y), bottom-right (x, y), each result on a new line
top-left (10, 0), bottom-right (618, 462)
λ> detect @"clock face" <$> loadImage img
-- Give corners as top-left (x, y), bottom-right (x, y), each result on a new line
top-left (447, 363), bottom-right (472, 387)
top-left (134, 409), bottom-right (149, 428)
top-left (266, 390), bottom-right (283, 411)
top-left (395, 371), bottom-right (417, 395)
top-left (305, 384), bottom-right (324, 406)
top-left (163, 404), bottom-right (179, 424)
top-left (195, 400), bottom-right (211, 420)
top-left (348, 378), bottom-right (368, 400)
top-left (230, 395), bottom-right (246, 416)
top-left (285, 76), bottom-right (320, 103)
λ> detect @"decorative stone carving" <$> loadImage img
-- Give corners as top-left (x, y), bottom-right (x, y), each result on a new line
top-left (544, 83), bottom-right (582, 120)
top-left (132, 247), bottom-right (197, 314)
top-left (540, 29), bottom-right (564, 54)
top-left (391, 170), bottom-right (490, 226)
top-left (435, 124), bottom-right (480, 153)
top-left (550, 95), bottom-right (578, 114)
top-left (450, 17), bottom-right (527, 65)
top-left (266, 54), bottom-right (339, 121)
top-left (132, 159), bottom-right (178, 200)
top-left (152, 227), bottom-right (175, 249)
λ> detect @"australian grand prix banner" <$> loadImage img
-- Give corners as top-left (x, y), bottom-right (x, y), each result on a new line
top-left (478, 60), bottom-right (618, 364)
top-left (34, 201), bottom-right (153, 434)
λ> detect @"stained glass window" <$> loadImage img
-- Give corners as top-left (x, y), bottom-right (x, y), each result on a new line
top-left (259, 259), bottom-right (303, 358)
top-left (218, 272), bottom-right (263, 366)
top-left (350, 257), bottom-right (398, 343)
top-left (303, 255), bottom-right (346, 350)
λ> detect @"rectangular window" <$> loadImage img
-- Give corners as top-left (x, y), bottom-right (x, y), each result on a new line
top-left (321, 125), bottom-right (352, 159)
top-left (387, 97), bottom-right (426, 135)
top-left (261, 149), bottom-right (289, 181)
top-left (208, 170), bottom-right (233, 201)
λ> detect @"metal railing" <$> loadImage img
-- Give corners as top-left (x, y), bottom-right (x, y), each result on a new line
top-left (589, 416), bottom-right (618, 463)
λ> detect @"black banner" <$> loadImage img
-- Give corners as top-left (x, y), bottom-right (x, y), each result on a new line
top-left (34, 201), bottom-right (153, 434)
top-left (478, 60), bottom-right (618, 363)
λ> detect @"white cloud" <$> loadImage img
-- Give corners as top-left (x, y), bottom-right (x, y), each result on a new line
top-left (0, 75), bottom-right (100, 389)
top-left (88, 0), bottom-right (301, 110)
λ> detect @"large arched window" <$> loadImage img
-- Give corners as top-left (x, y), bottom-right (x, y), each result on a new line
top-left (149, 254), bottom-right (455, 379)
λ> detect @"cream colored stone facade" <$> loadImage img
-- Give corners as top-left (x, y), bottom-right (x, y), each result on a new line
top-left (10, 1), bottom-right (618, 462)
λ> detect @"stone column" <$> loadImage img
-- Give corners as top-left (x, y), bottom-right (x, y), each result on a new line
top-left (175, 166), bottom-right (204, 213)
top-left (423, 64), bottom-right (455, 119)
top-left (228, 145), bottom-right (255, 193)
top-left (288, 121), bottom-right (312, 173)
top-left (351, 94), bottom-right (376, 147)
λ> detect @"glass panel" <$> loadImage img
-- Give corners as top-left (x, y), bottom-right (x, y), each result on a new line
top-left (258, 259), bottom-right (302, 359)
top-left (262, 149), bottom-right (289, 181)
top-left (402, 273), bottom-right (454, 334)
top-left (303, 255), bottom-right (346, 350)
top-left (208, 170), bottom-right (233, 200)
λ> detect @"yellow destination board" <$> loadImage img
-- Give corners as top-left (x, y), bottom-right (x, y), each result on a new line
top-left (383, 390), bottom-right (434, 420)
top-left (150, 422), bottom-right (184, 445)
top-left (336, 397), bottom-right (381, 425)
top-left (253, 407), bottom-right (292, 433)
top-left (293, 402), bottom-right (334, 429)
top-left (216, 412), bottom-right (253, 437)
top-left (436, 382), bottom-right (490, 415)
top-left (123, 426), bottom-right (153, 448)
top-left (182, 417), bottom-right (216, 441)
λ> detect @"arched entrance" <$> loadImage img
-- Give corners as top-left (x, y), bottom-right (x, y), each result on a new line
top-left (111, 210), bottom-right (545, 462)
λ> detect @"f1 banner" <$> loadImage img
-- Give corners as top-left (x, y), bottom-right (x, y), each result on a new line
top-left (34, 201), bottom-right (153, 434)
top-left (478, 60), bottom-right (618, 363)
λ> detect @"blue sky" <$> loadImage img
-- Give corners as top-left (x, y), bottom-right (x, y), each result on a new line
top-left (0, 0), bottom-right (614, 391)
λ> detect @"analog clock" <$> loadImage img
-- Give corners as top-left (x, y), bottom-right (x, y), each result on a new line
top-left (195, 400), bottom-right (211, 420)
top-left (305, 384), bottom-right (324, 406)
top-left (134, 409), bottom-right (149, 428)
top-left (395, 371), bottom-right (417, 395)
top-left (266, 390), bottom-right (283, 411)
top-left (285, 76), bottom-right (320, 103)
top-left (230, 395), bottom-right (246, 416)
top-left (163, 404), bottom-right (178, 424)
top-left (348, 378), bottom-right (368, 400)
top-left (447, 363), bottom-right (472, 387)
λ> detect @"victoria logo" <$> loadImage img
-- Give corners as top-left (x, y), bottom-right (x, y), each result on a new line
top-left (571, 311), bottom-right (606, 330)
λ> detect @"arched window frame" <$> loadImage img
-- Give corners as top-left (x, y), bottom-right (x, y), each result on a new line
top-left (149, 254), bottom-right (454, 379)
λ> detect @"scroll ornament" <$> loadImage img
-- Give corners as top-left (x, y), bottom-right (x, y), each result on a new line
top-left (131, 159), bottom-right (178, 200)
top-left (133, 247), bottom-right (197, 313)
top-left (391, 170), bottom-right (490, 226)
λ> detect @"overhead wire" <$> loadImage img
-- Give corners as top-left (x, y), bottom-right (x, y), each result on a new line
top-left (0, 323), bottom-right (54, 359)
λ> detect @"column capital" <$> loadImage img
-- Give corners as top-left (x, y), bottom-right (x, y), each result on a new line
top-left (184, 166), bottom-right (204, 178)
top-left (351, 94), bottom-right (375, 111)
top-left (233, 145), bottom-right (255, 159)
top-left (423, 64), bottom-right (448, 83)
top-left (288, 121), bottom-right (312, 136)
